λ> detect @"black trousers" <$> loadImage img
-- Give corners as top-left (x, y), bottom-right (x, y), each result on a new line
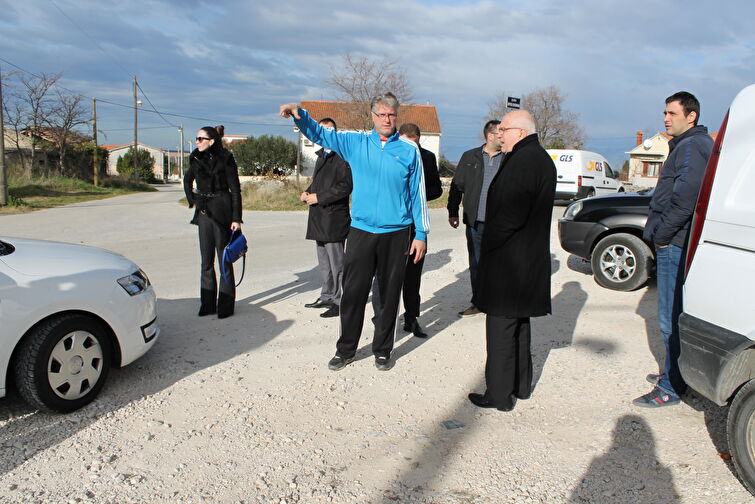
top-left (198, 212), bottom-right (235, 316)
top-left (485, 315), bottom-right (532, 407)
top-left (337, 227), bottom-right (411, 359)
top-left (402, 234), bottom-right (425, 320)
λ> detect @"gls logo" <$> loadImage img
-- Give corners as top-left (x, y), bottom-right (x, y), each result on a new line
top-left (559, 154), bottom-right (573, 162)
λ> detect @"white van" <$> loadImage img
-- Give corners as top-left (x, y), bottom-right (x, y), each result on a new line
top-left (678, 84), bottom-right (755, 495)
top-left (548, 149), bottom-right (624, 200)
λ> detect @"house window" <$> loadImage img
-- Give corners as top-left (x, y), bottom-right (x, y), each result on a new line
top-left (643, 162), bottom-right (661, 177)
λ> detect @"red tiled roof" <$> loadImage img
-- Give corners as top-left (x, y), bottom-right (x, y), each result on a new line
top-left (300, 100), bottom-right (441, 134)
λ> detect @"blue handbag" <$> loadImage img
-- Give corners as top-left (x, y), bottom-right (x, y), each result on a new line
top-left (222, 229), bottom-right (248, 287)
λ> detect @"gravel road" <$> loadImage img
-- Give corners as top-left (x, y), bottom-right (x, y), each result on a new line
top-left (0, 184), bottom-right (751, 503)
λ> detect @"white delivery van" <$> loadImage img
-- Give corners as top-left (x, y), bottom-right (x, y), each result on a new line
top-left (678, 84), bottom-right (755, 495)
top-left (548, 149), bottom-right (624, 200)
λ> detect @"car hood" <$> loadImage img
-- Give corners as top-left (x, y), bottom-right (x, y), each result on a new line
top-left (0, 237), bottom-right (136, 277)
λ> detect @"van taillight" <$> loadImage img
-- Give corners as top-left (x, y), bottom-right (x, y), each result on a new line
top-left (685, 111), bottom-right (729, 279)
top-left (577, 175), bottom-right (582, 187)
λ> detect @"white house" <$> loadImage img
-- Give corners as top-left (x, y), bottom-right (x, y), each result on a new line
top-left (297, 100), bottom-right (442, 175)
top-left (103, 142), bottom-right (165, 181)
top-left (625, 130), bottom-right (718, 188)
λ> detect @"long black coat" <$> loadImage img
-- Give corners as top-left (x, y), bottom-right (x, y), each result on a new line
top-left (472, 134), bottom-right (556, 317)
top-left (305, 149), bottom-right (352, 242)
top-left (184, 144), bottom-right (242, 227)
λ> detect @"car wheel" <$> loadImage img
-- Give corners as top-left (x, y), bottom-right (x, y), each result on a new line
top-left (591, 233), bottom-right (652, 291)
top-left (617, 187), bottom-right (625, 193)
top-left (728, 379), bottom-right (755, 496)
top-left (587, 188), bottom-right (596, 198)
top-left (14, 314), bottom-right (112, 413)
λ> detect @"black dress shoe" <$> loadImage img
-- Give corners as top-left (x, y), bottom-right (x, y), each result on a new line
top-left (198, 307), bottom-right (216, 317)
top-left (403, 319), bottom-right (428, 338)
top-left (468, 393), bottom-right (516, 412)
top-left (320, 305), bottom-right (339, 318)
top-left (305, 298), bottom-right (332, 308)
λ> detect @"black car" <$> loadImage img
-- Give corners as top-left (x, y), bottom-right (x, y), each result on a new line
top-left (558, 189), bottom-right (653, 291)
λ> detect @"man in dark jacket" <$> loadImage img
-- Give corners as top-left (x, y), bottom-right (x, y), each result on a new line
top-left (468, 110), bottom-right (556, 412)
top-left (633, 92), bottom-right (713, 408)
top-left (398, 123), bottom-right (442, 337)
top-left (301, 118), bottom-right (353, 318)
top-left (447, 120), bottom-right (502, 317)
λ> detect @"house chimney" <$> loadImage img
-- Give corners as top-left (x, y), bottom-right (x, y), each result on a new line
top-left (636, 131), bottom-right (643, 146)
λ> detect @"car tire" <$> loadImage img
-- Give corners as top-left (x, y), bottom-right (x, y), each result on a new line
top-left (14, 314), bottom-right (112, 413)
top-left (617, 187), bottom-right (625, 193)
top-left (728, 379), bottom-right (755, 496)
top-left (591, 233), bottom-right (652, 291)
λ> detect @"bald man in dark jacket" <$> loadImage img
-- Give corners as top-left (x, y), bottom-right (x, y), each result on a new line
top-left (469, 110), bottom-right (556, 412)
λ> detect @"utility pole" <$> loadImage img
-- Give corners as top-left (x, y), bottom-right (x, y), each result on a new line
top-left (294, 127), bottom-right (301, 186)
top-left (133, 75), bottom-right (139, 181)
top-left (92, 97), bottom-right (99, 187)
top-left (178, 124), bottom-right (184, 179)
top-left (0, 66), bottom-right (8, 206)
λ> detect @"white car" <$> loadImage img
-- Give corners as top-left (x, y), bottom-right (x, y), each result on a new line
top-left (0, 237), bottom-right (159, 412)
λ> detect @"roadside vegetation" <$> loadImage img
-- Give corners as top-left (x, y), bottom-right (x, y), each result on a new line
top-left (179, 179), bottom-right (450, 212)
top-left (0, 175), bottom-right (157, 215)
top-left (241, 179), bottom-right (449, 211)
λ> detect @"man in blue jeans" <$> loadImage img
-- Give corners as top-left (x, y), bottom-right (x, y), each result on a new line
top-left (634, 91), bottom-right (713, 407)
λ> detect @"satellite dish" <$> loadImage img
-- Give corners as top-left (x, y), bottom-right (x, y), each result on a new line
top-left (642, 139), bottom-right (653, 150)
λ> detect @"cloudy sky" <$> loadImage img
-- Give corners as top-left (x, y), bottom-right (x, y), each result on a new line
top-left (2, 0), bottom-right (753, 167)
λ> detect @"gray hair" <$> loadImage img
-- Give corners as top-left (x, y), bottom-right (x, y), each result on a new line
top-left (370, 92), bottom-right (400, 112)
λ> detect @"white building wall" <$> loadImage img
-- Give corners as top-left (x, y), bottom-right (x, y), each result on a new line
top-left (106, 144), bottom-right (166, 180)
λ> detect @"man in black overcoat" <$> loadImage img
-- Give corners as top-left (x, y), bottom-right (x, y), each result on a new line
top-left (301, 118), bottom-right (353, 318)
top-left (468, 110), bottom-right (556, 412)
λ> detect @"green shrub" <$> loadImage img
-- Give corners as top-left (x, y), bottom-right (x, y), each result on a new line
top-left (116, 147), bottom-right (158, 182)
top-left (228, 135), bottom-right (297, 176)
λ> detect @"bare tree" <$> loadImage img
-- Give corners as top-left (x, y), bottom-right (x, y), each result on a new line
top-left (18, 72), bottom-right (61, 177)
top-left (488, 85), bottom-right (586, 149)
top-left (1, 70), bottom-right (28, 174)
top-left (327, 53), bottom-right (413, 129)
top-left (46, 89), bottom-right (88, 176)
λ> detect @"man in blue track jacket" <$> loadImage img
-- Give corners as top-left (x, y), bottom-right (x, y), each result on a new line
top-left (280, 93), bottom-right (429, 371)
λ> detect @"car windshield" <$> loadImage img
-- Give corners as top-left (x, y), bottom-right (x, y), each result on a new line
top-left (0, 240), bottom-right (15, 256)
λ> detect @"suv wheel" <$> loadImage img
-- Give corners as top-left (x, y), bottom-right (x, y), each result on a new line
top-left (728, 379), bottom-right (755, 495)
top-left (591, 233), bottom-right (652, 291)
top-left (14, 314), bottom-right (112, 413)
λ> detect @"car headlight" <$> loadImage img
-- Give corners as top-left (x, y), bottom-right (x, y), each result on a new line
top-left (117, 269), bottom-right (151, 296)
top-left (563, 201), bottom-right (583, 220)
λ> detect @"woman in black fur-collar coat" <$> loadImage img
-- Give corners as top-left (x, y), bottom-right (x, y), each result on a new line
top-left (183, 125), bottom-right (243, 318)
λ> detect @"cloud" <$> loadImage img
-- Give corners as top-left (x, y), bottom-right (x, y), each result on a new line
top-left (1, 0), bottom-right (753, 163)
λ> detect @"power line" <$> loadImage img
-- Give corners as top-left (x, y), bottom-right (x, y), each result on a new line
top-left (0, 56), bottom-right (291, 129)
top-left (136, 81), bottom-right (179, 128)
top-left (47, 0), bottom-right (133, 81)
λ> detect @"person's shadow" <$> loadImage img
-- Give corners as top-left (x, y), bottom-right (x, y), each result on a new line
top-left (531, 280), bottom-right (588, 390)
top-left (244, 266), bottom-right (321, 306)
top-left (0, 293), bottom-right (292, 476)
top-left (568, 414), bottom-right (681, 503)
top-left (359, 249), bottom-right (457, 362)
